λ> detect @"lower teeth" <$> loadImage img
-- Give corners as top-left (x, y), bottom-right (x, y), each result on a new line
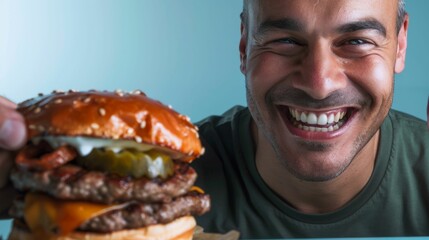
top-left (295, 121), bottom-right (344, 132)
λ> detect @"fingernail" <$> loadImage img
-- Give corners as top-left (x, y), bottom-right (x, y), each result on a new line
top-left (0, 119), bottom-right (26, 149)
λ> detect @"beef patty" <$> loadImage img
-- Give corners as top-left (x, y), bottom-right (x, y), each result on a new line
top-left (10, 162), bottom-right (196, 204)
top-left (10, 192), bottom-right (210, 233)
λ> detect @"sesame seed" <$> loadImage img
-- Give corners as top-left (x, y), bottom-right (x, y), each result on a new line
top-left (115, 89), bottom-right (124, 96)
top-left (91, 123), bottom-right (99, 129)
top-left (201, 147), bottom-right (206, 155)
top-left (98, 108), bottom-right (106, 116)
top-left (85, 128), bottom-right (93, 134)
top-left (191, 128), bottom-right (199, 138)
top-left (135, 136), bottom-right (142, 143)
top-left (168, 105), bottom-right (173, 109)
top-left (54, 99), bottom-right (62, 104)
top-left (180, 114), bottom-right (191, 122)
top-left (131, 90), bottom-right (142, 95)
top-left (28, 124), bottom-right (37, 130)
top-left (140, 121), bottom-right (146, 129)
top-left (34, 107), bottom-right (41, 114)
top-left (84, 97), bottom-right (91, 103)
top-left (127, 128), bottom-right (134, 134)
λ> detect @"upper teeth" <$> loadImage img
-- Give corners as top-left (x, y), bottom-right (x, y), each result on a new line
top-left (289, 108), bottom-right (346, 126)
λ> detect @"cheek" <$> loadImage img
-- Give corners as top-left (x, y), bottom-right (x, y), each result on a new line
top-left (246, 53), bottom-right (292, 101)
top-left (345, 56), bottom-right (394, 102)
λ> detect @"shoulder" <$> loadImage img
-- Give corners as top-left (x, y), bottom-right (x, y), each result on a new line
top-left (386, 109), bottom-right (429, 167)
top-left (196, 106), bottom-right (248, 130)
top-left (388, 109), bottom-right (428, 140)
top-left (195, 106), bottom-right (249, 143)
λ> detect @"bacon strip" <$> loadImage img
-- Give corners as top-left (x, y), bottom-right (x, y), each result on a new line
top-left (16, 142), bottom-right (77, 171)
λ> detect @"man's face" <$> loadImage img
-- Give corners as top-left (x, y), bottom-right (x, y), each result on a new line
top-left (241, 0), bottom-right (407, 181)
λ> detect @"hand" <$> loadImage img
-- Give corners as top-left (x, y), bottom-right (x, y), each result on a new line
top-left (0, 96), bottom-right (26, 188)
top-left (0, 96), bottom-right (26, 218)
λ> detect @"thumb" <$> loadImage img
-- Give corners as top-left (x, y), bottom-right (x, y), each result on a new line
top-left (0, 112), bottom-right (27, 150)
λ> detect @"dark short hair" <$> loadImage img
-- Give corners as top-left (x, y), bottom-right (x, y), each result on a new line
top-left (241, 0), bottom-right (407, 34)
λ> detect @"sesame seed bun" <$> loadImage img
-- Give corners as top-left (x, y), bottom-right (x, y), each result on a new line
top-left (17, 90), bottom-right (203, 162)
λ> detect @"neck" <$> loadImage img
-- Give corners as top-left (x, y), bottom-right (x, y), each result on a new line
top-left (252, 120), bottom-right (378, 214)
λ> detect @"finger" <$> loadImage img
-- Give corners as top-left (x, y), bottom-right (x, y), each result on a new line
top-left (0, 108), bottom-right (27, 150)
top-left (0, 96), bottom-right (17, 109)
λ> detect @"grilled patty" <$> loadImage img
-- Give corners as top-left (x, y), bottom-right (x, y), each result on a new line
top-left (10, 192), bottom-right (210, 233)
top-left (10, 162), bottom-right (196, 204)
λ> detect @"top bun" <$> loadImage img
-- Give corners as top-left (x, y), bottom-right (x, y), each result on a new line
top-left (17, 90), bottom-right (203, 162)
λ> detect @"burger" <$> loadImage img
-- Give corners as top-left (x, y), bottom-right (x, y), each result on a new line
top-left (8, 90), bottom-right (210, 240)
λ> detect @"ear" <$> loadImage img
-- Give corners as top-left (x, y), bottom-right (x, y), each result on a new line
top-left (239, 22), bottom-right (248, 74)
top-left (394, 14), bottom-right (409, 73)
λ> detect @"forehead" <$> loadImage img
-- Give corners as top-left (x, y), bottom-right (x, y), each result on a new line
top-left (247, 0), bottom-right (398, 33)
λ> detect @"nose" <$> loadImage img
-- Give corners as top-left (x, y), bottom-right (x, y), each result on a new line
top-left (292, 41), bottom-right (346, 100)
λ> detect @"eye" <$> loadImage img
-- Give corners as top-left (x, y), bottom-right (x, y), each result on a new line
top-left (344, 39), bottom-right (371, 45)
top-left (335, 37), bottom-right (377, 57)
top-left (257, 35), bottom-right (305, 56)
top-left (272, 38), bottom-right (302, 45)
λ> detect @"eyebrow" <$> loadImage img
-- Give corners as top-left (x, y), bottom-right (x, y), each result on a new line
top-left (255, 17), bottom-right (386, 37)
top-left (256, 18), bottom-right (305, 35)
top-left (337, 19), bottom-right (386, 37)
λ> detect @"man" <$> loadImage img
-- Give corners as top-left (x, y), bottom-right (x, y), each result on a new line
top-left (0, 0), bottom-right (428, 238)
top-left (192, 0), bottom-right (429, 237)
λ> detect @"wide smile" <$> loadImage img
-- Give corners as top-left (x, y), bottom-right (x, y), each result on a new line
top-left (278, 106), bottom-right (358, 140)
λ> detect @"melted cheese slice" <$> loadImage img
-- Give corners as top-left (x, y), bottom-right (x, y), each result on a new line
top-left (24, 193), bottom-right (122, 237)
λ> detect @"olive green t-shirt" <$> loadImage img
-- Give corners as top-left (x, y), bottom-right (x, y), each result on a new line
top-left (192, 106), bottom-right (429, 238)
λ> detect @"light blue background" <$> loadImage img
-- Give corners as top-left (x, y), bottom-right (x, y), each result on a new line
top-left (0, 0), bottom-right (428, 237)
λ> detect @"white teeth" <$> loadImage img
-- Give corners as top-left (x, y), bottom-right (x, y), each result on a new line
top-left (327, 114), bottom-right (334, 124)
top-left (289, 108), bottom-right (347, 126)
top-left (297, 123), bottom-right (342, 132)
top-left (317, 114), bottom-right (328, 125)
top-left (307, 113), bottom-right (318, 124)
top-left (300, 112), bottom-right (307, 122)
top-left (334, 112), bottom-right (341, 122)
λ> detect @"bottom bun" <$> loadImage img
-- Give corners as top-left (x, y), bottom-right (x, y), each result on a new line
top-left (8, 216), bottom-right (196, 240)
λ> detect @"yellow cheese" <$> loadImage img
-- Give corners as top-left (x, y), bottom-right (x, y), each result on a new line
top-left (24, 193), bottom-right (114, 237)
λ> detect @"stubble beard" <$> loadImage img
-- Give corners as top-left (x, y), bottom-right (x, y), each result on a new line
top-left (246, 83), bottom-right (384, 183)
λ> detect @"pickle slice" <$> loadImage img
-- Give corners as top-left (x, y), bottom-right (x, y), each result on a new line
top-left (76, 148), bottom-right (174, 178)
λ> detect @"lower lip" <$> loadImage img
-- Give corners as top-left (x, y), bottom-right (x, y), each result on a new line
top-left (278, 106), bottom-right (355, 141)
